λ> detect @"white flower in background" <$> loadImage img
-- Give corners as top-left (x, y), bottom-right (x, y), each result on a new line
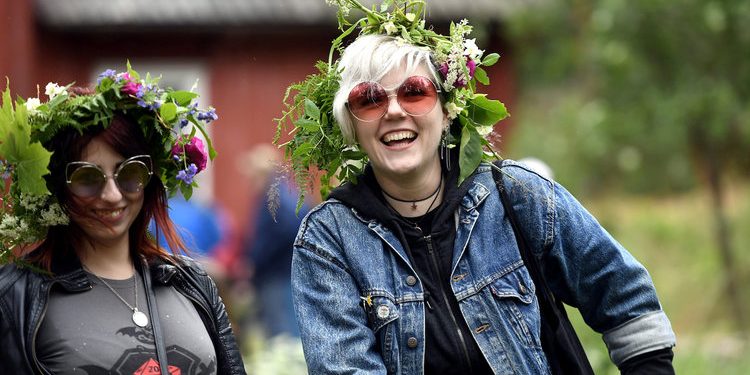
top-left (25, 98), bottom-right (41, 113)
top-left (446, 102), bottom-right (463, 119)
top-left (463, 39), bottom-right (484, 61)
top-left (0, 215), bottom-right (20, 239)
top-left (383, 21), bottom-right (398, 35)
top-left (405, 13), bottom-right (416, 22)
top-left (45, 82), bottom-right (66, 99)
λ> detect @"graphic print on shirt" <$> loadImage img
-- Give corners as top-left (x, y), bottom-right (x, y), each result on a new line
top-left (78, 326), bottom-right (216, 375)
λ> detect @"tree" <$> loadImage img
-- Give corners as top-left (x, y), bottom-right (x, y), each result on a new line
top-left (506, 0), bottom-right (750, 333)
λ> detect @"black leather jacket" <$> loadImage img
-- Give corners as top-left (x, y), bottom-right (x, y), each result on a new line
top-left (0, 254), bottom-right (246, 374)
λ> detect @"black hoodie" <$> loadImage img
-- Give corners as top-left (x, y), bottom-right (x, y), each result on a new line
top-left (329, 154), bottom-right (494, 375)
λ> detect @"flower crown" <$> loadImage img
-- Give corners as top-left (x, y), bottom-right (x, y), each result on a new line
top-left (274, 0), bottom-right (508, 210)
top-left (0, 62), bottom-right (217, 264)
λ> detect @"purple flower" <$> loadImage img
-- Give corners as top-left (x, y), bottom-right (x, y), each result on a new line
top-left (175, 164), bottom-right (198, 185)
top-left (96, 69), bottom-right (117, 84)
top-left (171, 137), bottom-right (208, 172)
top-left (197, 108), bottom-right (218, 123)
top-left (179, 119), bottom-right (189, 128)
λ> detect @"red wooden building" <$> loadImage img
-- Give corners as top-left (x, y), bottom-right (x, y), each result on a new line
top-left (1, 0), bottom-right (518, 256)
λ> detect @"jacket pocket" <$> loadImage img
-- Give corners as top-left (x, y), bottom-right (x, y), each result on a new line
top-left (489, 267), bottom-right (542, 348)
top-left (364, 295), bottom-right (400, 374)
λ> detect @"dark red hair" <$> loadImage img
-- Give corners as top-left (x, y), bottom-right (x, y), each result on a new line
top-left (30, 91), bottom-right (187, 271)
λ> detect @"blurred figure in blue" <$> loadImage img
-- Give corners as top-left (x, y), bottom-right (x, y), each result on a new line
top-left (241, 144), bottom-right (309, 338)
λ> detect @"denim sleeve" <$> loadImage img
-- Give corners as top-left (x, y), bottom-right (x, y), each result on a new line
top-left (291, 214), bottom-right (387, 374)
top-left (541, 180), bottom-right (676, 365)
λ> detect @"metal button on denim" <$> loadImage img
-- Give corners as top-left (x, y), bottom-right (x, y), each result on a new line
top-left (407, 337), bottom-right (418, 348)
top-left (518, 281), bottom-right (528, 294)
top-left (406, 275), bottom-right (417, 286)
top-left (377, 305), bottom-right (390, 319)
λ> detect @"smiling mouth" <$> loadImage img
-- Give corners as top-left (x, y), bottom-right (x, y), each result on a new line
top-left (93, 208), bottom-right (124, 219)
top-left (381, 131), bottom-right (417, 146)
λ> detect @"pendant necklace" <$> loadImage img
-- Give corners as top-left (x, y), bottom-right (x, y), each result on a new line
top-left (85, 265), bottom-right (149, 328)
top-left (382, 174), bottom-right (443, 211)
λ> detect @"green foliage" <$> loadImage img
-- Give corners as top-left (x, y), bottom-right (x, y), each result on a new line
top-left (275, 0), bottom-right (508, 205)
top-left (506, 0), bottom-right (750, 194)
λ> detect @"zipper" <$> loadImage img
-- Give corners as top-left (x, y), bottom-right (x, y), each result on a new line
top-left (425, 235), bottom-right (474, 374)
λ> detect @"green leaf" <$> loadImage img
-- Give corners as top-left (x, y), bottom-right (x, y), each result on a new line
top-left (3, 133), bottom-right (51, 195)
top-left (474, 67), bottom-right (490, 86)
top-left (458, 123), bottom-right (483, 185)
top-left (304, 99), bottom-right (320, 120)
top-left (294, 118), bottom-right (320, 132)
top-left (292, 142), bottom-right (315, 158)
top-left (168, 91), bottom-right (199, 106)
top-left (481, 53), bottom-right (500, 67)
top-left (160, 102), bottom-right (177, 123)
top-left (466, 95), bottom-right (508, 127)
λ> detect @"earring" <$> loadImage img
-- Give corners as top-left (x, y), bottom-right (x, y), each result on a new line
top-left (440, 124), bottom-right (451, 171)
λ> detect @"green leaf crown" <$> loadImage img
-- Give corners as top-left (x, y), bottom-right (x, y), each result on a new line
top-left (0, 62), bottom-right (217, 264)
top-left (275, 0), bottom-right (509, 210)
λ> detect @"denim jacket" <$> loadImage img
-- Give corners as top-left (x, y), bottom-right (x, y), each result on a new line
top-left (291, 160), bottom-right (676, 374)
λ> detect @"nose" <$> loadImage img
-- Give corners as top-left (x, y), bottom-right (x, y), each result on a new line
top-left (99, 175), bottom-right (123, 202)
top-left (383, 93), bottom-right (406, 119)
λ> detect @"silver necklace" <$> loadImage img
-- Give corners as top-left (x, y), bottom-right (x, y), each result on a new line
top-left (85, 266), bottom-right (149, 328)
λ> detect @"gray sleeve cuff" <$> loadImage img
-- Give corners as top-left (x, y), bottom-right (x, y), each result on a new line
top-left (603, 310), bottom-right (677, 366)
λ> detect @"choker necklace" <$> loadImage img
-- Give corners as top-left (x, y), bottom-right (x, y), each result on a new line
top-left (381, 174), bottom-right (444, 211)
top-left (85, 265), bottom-right (149, 328)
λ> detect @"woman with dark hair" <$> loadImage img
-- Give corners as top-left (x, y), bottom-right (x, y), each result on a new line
top-left (0, 68), bottom-right (245, 374)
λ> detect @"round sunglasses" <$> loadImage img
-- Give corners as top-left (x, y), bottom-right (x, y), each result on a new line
top-left (346, 75), bottom-right (441, 122)
top-left (65, 155), bottom-right (153, 198)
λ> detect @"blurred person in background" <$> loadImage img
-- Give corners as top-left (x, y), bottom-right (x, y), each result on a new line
top-left (275, 1), bottom-right (676, 374)
top-left (240, 143), bottom-right (309, 339)
top-left (0, 67), bottom-right (245, 374)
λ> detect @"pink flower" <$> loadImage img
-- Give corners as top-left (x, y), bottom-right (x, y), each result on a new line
top-left (120, 73), bottom-right (142, 96)
top-left (438, 58), bottom-right (477, 89)
top-left (171, 137), bottom-right (208, 172)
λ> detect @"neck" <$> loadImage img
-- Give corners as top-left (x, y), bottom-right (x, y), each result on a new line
top-left (79, 238), bottom-right (135, 280)
top-left (377, 159), bottom-right (444, 218)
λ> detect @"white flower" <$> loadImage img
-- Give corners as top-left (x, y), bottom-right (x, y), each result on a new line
top-left (383, 22), bottom-right (398, 35)
top-left (464, 39), bottom-right (484, 61)
top-left (477, 125), bottom-right (494, 136)
top-left (25, 98), bottom-right (42, 113)
top-left (405, 13), bottom-right (416, 22)
top-left (446, 102), bottom-right (464, 119)
top-left (40, 203), bottom-right (69, 226)
top-left (45, 82), bottom-right (66, 99)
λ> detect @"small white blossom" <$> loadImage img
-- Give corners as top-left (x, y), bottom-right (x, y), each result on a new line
top-left (0, 214), bottom-right (20, 239)
top-left (19, 194), bottom-right (45, 211)
top-left (383, 22), bottom-right (398, 35)
top-left (464, 39), bottom-right (484, 61)
top-left (45, 82), bottom-right (66, 99)
top-left (405, 13), bottom-right (416, 22)
top-left (40, 203), bottom-right (69, 226)
top-left (477, 125), bottom-right (494, 136)
top-left (25, 98), bottom-right (42, 113)
top-left (446, 102), bottom-right (463, 119)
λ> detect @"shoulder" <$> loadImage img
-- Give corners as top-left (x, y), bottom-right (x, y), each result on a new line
top-left (0, 263), bottom-right (37, 300)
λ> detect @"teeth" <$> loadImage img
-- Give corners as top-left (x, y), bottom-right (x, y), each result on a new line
top-left (94, 209), bottom-right (123, 218)
top-left (382, 131), bottom-right (416, 143)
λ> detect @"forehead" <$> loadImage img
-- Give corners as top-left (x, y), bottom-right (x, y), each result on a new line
top-left (378, 63), bottom-right (433, 89)
top-left (78, 137), bottom-right (125, 168)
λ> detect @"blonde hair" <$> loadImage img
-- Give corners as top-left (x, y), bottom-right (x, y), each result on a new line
top-left (332, 34), bottom-right (443, 144)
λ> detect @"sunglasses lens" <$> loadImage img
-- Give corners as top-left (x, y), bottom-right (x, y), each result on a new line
top-left (116, 161), bottom-right (151, 194)
top-left (68, 166), bottom-right (105, 198)
top-left (397, 76), bottom-right (438, 116)
top-left (347, 82), bottom-right (388, 121)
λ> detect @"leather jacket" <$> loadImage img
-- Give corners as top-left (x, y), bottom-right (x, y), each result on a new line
top-left (0, 253), bottom-right (246, 374)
